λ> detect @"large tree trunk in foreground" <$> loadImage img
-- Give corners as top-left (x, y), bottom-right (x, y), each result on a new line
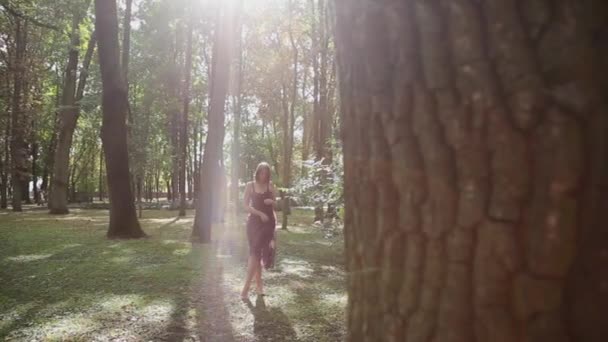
top-left (95, 0), bottom-right (145, 239)
top-left (335, 1), bottom-right (608, 341)
top-left (192, 0), bottom-right (238, 242)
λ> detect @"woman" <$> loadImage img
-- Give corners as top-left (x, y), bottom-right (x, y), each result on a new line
top-left (241, 162), bottom-right (277, 299)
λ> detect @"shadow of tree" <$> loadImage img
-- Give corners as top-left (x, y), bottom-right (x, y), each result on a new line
top-left (244, 296), bottom-right (298, 342)
top-left (1, 210), bottom-right (345, 341)
top-left (193, 243), bottom-right (237, 342)
top-left (0, 211), bottom-right (201, 340)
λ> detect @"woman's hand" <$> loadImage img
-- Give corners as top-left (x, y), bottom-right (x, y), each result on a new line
top-left (263, 198), bottom-right (274, 206)
top-left (269, 240), bottom-right (275, 249)
top-left (259, 212), bottom-right (270, 222)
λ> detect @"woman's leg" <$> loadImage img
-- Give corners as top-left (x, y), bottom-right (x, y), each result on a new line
top-left (255, 259), bottom-right (264, 294)
top-left (241, 255), bottom-right (260, 298)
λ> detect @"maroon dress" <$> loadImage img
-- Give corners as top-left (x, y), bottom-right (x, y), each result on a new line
top-left (246, 182), bottom-right (276, 269)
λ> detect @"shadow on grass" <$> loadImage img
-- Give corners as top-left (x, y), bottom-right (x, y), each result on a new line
top-left (0, 210), bottom-right (201, 340)
top-left (0, 209), bottom-right (346, 341)
top-left (244, 296), bottom-right (297, 341)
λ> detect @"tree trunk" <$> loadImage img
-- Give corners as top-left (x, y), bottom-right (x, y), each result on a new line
top-left (166, 179), bottom-right (172, 201)
top-left (41, 80), bottom-right (61, 205)
top-left (10, 18), bottom-right (27, 212)
top-left (32, 139), bottom-right (39, 204)
top-left (179, 16), bottom-right (194, 217)
top-left (312, 0), bottom-right (331, 223)
top-left (95, 0), bottom-right (145, 239)
top-left (285, 0), bottom-right (298, 190)
top-left (231, 14), bottom-right (244, 214)
top-left (335, 1), bottom-right (608, 341)
top-left (49, 13), bottom-right (83, 214)
top-left (193, 0), bottom-right (238, 242)
top-left (1, 77), bottom-right (9, 209)
top-left (0, 123), bottom-right (7, 208)
top-left (98, 146), bottom-right (104, 201)
top-left (310, 0), bottom-right (320, 161)
top-left (171, 111), bottom-right (179, 208)
top-left (137, 175), bottom-right (142, 218)
top-left (191, 115), bottom-right (199, 201)
top-left (317, 0), bottom-right (329, 163)
top-left (121, 0), bottom-right (132, 80)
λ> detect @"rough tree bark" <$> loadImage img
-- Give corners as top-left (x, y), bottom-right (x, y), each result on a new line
top-left (49, 13), bottom-right (95, 214)
top-left (335, 1), bottom-right (608, 341)
top-left (95, 0), bottom-right (145, 239)
top-left (192, 0), bottom-right (238, 242)
top-left (10, 18), bottom-right (27, 212)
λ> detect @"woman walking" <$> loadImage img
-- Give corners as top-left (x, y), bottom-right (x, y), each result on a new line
top-left (241, 162), bottom-right (276, 299)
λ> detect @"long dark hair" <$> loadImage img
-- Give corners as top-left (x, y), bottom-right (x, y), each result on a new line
top-left (254, 162), bottom-right (271, 184)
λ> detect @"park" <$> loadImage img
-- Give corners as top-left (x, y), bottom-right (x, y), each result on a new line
top-left (1, 0), bottom-right (607, 341)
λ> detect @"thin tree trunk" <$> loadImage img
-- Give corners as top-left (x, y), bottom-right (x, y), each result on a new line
top-left (49, 15), bottom-right (95, 214)
top-left (41, 77), bottom-right (61, 205)
top-left (187, 149), bottom-right (193, 201)
top-left (335, 1), bottom-right (608, 341)
top-left (301, 64), bottom-right (311, 175)
top-left (32, 138), bottom-right (39, 204)
top-left (191, 114), bottom-right (198, 201)
top-left (311, 0), bottom-right (325, 222)
top-left (10, 18), bottom-right (27, 212)
top-left (98, 146), bottom-right (103, 201)
top-left (310, 0), bottom-right (320, 162)
top-left (76, 31), bottom-right (96, 100)
top-left (137, 175), bottom-right (142, 218)
top-left (285, 0), bottom-right (298, 190)
top-left (1, 70), bottom-right (10, 209)
top-left (121, 0), bottom-right (132, 80)
top-left (193, 0), bottom-right (238, 242)
top-left (166, 178), bottom-right (171, 201)
top-left (171, 112), bottom-right (179, 207)
top-left (230, 13), bottom-right (243, 214)
top-left (179, 16), bottom-right (194, 217)
top-left (95, 0), bottom-right (145, 239)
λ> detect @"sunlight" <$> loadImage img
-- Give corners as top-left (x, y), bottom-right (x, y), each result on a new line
top-left (278, 258), bottom-right (314, 278)
top-left (110, 256), bottom-right (132, 263)
top-left (12, 316), bottom-right (98, 341)
top-left (139, 300), bottom-right (175, 325)
top-left (172, 248), bottom-right (190, 256)
top-left (6, 254), bottom-right (53, 262)
top-left (98, 294), bottom-right (144, 311)
top-left (0, 303), bottom-right (36, 332)
top-left (320, 293), bottom-right (347, 307)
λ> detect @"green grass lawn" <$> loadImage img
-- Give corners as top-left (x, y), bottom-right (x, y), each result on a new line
top-left (0, 208), bottom-right (345, 341)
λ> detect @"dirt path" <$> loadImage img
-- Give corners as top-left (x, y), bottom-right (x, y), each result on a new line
top-left (165, 222), bottom-right (306, 342)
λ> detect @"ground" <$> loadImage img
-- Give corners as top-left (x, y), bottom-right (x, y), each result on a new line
top-left (0, 208), bottom-right (346, 341)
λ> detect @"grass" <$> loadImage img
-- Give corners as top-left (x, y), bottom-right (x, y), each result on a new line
top-left (0, 207), bottom-right (346, 341)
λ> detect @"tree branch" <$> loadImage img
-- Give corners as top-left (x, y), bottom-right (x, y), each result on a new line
top-left (0, 1), bottom-right (62, 32)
